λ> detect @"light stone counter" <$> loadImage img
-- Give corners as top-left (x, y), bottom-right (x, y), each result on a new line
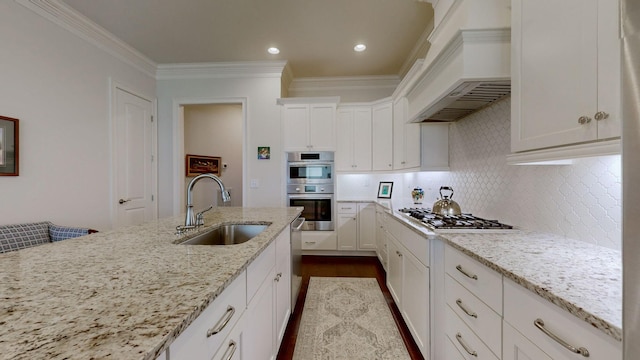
top-left (0, 207), bottom-right (302, 360)
top-left (375, 200), bottom-right (622, 342)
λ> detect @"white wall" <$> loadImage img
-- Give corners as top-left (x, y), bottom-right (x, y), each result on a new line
top-left (0, 2), bottom-right (156, 230)
top-left (184, 104), bottom-right (243, 208)
top-left (338, 98), bottom-right (622, 250)
top-left (157, 76), bottom-right (284, 217)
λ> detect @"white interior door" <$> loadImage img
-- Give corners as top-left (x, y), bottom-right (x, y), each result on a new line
top-left (114, 86), bottom-right (156, 228)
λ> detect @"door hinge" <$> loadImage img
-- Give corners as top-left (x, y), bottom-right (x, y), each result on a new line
top-left (151, 155), bottom-right (154, 162)
top-left (150, 115), bottom-right (154, 122)
top-left (151, 195), bottom-right (154, 201)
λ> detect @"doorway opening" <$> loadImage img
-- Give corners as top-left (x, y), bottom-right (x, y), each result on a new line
top-left (175, 99), bottom-right (246, 214)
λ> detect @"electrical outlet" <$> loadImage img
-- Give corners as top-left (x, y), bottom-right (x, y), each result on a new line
top-left (250, 179), bottom-right (259, 188)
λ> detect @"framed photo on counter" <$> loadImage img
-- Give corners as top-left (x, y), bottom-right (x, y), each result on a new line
top-left (377, 181), bottom-right (393, 199)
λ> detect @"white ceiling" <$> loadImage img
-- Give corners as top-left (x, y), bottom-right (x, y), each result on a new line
top-left (60, 0), bottom-right (434, 78)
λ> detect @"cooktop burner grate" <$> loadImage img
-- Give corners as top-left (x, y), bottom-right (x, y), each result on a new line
top-left (398, 208), bottom-right (513, 230)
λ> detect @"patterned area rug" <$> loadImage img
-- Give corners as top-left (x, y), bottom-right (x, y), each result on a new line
top-left (293, 277), bottom-right (411, 360)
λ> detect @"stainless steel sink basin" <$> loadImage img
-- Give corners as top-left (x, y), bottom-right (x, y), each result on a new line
top-left (179, 224), bottom-right (269, 246)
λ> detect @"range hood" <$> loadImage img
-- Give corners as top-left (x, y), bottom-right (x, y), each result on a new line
top-left (400, 0), bottom-right (511, 123)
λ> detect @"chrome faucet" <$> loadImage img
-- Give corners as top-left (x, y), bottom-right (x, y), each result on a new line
top-left (184, 173), bottom-right (231, 227)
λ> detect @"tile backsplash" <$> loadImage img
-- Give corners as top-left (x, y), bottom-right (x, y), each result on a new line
top-left (409, 98), bottom-right (621, 250)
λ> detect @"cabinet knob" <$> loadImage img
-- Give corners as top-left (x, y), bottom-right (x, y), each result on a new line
top-left (577, 116), bottom-right (591, 125)
top-left (594, 111), bottom-right (609, 121)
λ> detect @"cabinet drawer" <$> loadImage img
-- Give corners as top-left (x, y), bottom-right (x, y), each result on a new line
top-left (170, 271), bottom-right (247, 360)
top-left (504, 279), bottom-right (621, 359)
top-left (211, 314), bottom-right (244, 360)
top-left (445, 245), bottom-right (502, 314)
top-left (301, 231), bottom-right (337, 250)
top-left (337, 202), bottom-right (357, 214)
top-left (247, 241), bottom-right (276, 303)
top-left (445, 274), bottom-right (502, 355)
top-left (445, 306), bottom-right (500, 360)
top-left (386, 216), bottom-right (429, 266)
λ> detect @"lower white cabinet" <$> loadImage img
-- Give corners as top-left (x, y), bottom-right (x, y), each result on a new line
top-left (211, 315), bottom-right (245, 360)
top-left (375, 205), bottom-right (388, 269)
top-left (337, 202), bottom-right (376, 251)
top-left (503, 278), bottom-right (621, 360)
top-left (385, 217), bottom-right (430, 358)
top-left (301, 231), bottom-right (337, 250)
top-left (244, 229), bottom-right (292, 360)
top-left (169, 271), bottom-right (247, 360)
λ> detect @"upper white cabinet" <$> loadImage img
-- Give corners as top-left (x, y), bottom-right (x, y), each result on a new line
top-left (510, 0), bottom-right (620, 157)
top-left (280, 97), bottom-right (339, 152)
top-left (393, 97), bottom-right (421, 170)
top-left (336, 99), bottom-right (393, 172)
top-left (371, 101), bottom-right (394, 171)
top-left (336, 107), bottom-right (372, 171)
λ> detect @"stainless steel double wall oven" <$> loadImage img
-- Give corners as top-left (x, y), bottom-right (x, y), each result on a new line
top-left (286, 152), bottom-right (334, 231)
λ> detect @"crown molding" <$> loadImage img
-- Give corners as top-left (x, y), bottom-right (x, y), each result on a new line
top-left (289, 75), bottom-right (400, 93)
top-left (16, 0), bottom-right (157, 78)
top-left (156, 61), bottom-right (289, 80)
top-left (399, 16), bottom-right (434, 78)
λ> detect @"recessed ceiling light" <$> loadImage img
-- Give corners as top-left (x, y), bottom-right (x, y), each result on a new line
top-left (354, 44), bottom-right (367, 52)
top-left (267, 47), bottom-right (280, 55)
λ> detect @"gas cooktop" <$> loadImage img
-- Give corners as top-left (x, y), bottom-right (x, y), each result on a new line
top-left (398, 208), bottom-right (515, 233)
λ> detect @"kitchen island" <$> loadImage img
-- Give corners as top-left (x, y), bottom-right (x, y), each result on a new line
top-left (0, 207), bottom-right (301, 360)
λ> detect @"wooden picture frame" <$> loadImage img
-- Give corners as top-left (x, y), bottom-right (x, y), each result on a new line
top-left (377, 181), bottom-right (393, 199)
top-left (186, 154), bottom-right (221, 177)
top-left (0, 116), bottom-right (19, 176)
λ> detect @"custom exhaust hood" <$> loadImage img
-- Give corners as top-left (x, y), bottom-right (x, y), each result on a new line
top-left (400, 0), bottom-right (511, 123)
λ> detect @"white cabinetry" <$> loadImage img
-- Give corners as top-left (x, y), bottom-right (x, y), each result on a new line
top-left (375, 205), bottom-right (388, 270)
top-left (393, 97), bottom-right (421, 170)
top-left (336, 107), bottom-right (372, 171)
top-left (421, 123), bottom-right (449, 171)
top-left (444, 245), bottom-right (503, 360)
top-left (372, 101), bottom-right (394, 171)
top-left (503, 278), bottom-right (621, 360)
top-left (301, 231), bottom-right (337, 250)
top-left (170, 271), bottom-right (247, 360)
top-left (510, 0), bottom-right (620, 159)
top-left (280, 98), bottom-right (338, 152)
top-left (385, 216), bottom-right (430, 357)
top-left (337, 202), bottom-right (376, 251)
top-left (244, 229), bottom-right (292, 360)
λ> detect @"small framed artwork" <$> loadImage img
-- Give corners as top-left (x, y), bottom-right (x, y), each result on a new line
top-left (0, 116), bottom-right (19, 176)
top-left (377, 181), bottom-right (393, 199)
top-left (258, 146), bottom-right (270, 160)
top-left (186, 154), bottom-right (221, 177)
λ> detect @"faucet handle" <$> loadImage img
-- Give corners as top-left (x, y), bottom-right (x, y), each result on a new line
top-left (195, 205), bottom-right (213, 226)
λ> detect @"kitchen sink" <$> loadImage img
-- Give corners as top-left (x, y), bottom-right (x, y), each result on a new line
top-left (179, 224), bottom-right (269, 246)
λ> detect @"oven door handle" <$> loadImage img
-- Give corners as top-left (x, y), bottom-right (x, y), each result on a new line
top-left (287, 161), bottom-right (334, 167)
top-left (288, 194), bottom-right (334, 200)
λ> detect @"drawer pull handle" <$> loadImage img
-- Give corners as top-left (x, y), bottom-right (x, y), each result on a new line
top-left (456, 299), bottom-right (478, 318)
top-left (207, 306), bottom-right (235, 337)
top-left (220, 340), bottom-right (237, 360)
top-left (534, 318), bottom-right (590, 357)
top-left (456, 265), bottom-right (478, 280)
top-left (455, 333), bottom-right (478, 357)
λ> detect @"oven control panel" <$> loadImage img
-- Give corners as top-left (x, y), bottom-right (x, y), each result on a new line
top-left (287, 184), bottom-right (334, 194)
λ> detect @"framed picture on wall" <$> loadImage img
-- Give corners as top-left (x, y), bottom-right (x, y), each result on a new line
top-left (0, 116), bottom-right (19, 176)
top-left (186, 154), bottom-right (221, 177)
top-left (258, 146), bottom-right (270, 160)
top-left (377, 181), bottom-right (393, 199)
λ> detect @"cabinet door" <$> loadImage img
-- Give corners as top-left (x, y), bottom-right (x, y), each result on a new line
top-left (337, 214), bottom-right (357, 250)
top-left (375, 210), bottom-right (387, 269)
top-left (357, 203), bottom-right (376, 250)
top-left (393, 98), bottom-right (407, 170)
top-left (503, 321), bottom-right (553, 360)
top-left (243, 267), bottom-right (276, 360)
top-left (274, 230), bottom-right (291, 348)
top-left (309, 104), bottom-right (336, 150)
top-left (511, 0), bottom-right (599, 152)
top-left (336, 109), bottom-right (355, 171)
top-left (595, 0), bottom-right (621, 140)
top-left (404, 122), bottom-right (421, 169)
top-left (282, 105), bottom-right (310, 151)
top-left (212, 317), bottom-right (244, 360)
top-left (372, 102), bottom-right (393, 171)
top-left (402, 250), bottom-right (429, 355)
top-left (386, 234), bottom-right (403, 306)
top-left (352, 108), bottom-right (372, 171)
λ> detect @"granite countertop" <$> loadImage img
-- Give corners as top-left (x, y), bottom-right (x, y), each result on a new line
top-left (376, 200), bottom-right (622, 342)
top-left (0, 207), bottom-right (302, 360)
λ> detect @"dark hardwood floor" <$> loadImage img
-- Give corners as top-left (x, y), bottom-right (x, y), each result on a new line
top-left (276, 255), bottom-right (425, 360)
